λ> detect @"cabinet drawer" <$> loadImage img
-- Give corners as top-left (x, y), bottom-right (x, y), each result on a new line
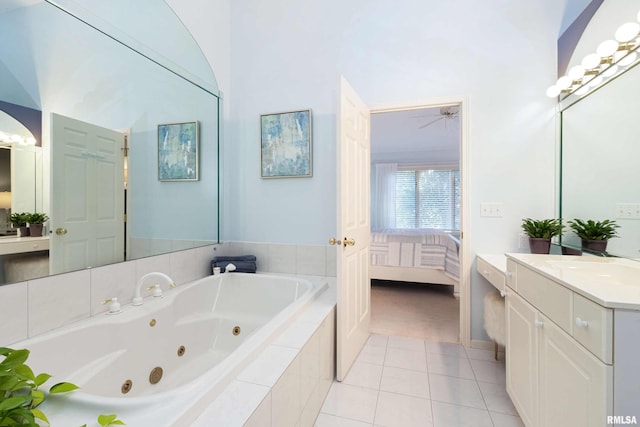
top-left (572, 293), bottom-right (613, 364)
top-left (477, 256), bottom-right (506, 292)
top-left (516, 264), bottom-right (573, 333)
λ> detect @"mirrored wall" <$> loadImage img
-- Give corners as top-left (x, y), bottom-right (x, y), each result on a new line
top-left (560, 61), bottom-right (640, 259)
top-left (0, 0), bottom-right (220, 284)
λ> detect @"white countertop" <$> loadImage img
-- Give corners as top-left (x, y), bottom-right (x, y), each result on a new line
top-left (506, 253), bottom-right (640, 310)
top-left (477, 253), bottom-right (507, 274)
top-left (0, 236), bottom-right (50, 256)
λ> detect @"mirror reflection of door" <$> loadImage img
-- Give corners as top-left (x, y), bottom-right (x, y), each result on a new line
top-left (50, 113), bottom-right (125, 274)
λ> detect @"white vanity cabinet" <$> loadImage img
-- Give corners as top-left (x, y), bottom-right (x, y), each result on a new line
top-left (504, 255), bottom-right (639, 427)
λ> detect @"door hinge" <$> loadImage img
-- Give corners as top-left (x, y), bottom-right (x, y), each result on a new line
top-left (123, 214), bottom-right (127, 222)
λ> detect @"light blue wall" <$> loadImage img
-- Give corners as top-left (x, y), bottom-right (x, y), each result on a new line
top-left (223, 0), bottom-right (568, 340)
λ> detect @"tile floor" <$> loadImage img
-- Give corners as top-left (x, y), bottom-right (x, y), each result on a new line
top-left (315, 334), bottom-right (523, 427)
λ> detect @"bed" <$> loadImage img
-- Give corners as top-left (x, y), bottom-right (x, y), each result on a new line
top-left (370, 228), bottom-right (460, 298)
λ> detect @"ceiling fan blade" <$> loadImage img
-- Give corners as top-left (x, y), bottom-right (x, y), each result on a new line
top-left (418, 116), bottom-right (445, 129)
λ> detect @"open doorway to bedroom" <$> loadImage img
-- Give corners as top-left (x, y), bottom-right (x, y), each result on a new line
top-left (369, 103), bottom-right (462, 343)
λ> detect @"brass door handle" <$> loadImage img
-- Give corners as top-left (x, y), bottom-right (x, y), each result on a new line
top-left (330, 237), bottom-right (355, 247)
top-left (55, 228), bottom-right (68, 235)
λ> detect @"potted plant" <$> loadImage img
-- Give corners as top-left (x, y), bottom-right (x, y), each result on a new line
top-left (27, 212), bottom-right (49, 237)
top-left (521, 218), bottom-right (563, 254)
top-left (9, 212), bottom-right (30, 237)
top-left (567, 218), bottom-right (619, 253)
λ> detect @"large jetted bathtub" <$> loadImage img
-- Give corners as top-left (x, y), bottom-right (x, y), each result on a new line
top-left (13, 273), bottom-right (328, 426)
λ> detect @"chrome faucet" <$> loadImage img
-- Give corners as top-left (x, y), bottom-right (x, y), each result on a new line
top-left (132, 272), bottom-right (175, 306)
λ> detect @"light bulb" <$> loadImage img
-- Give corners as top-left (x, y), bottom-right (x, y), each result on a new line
top-left (615, 22), bottom-right (640, 42)
top-left (617, 50), bottom-right (637, 67)
top-left (602, 64), bottom-right (618, 77)
top-left (26, 137), bottom-right (36, 145)
top-left (597, 40), bottom-right (619, 57)
top-left (0, 131), bottom-right (7, 142)
top-left (556, 75), bottom-right (573, 90)
top-left (546, 85), bottom-right (561, 98)
top-left (568, 65), bottom-right (585, 79)
top-left (575, 86), bottom-right (589, 96)
top-left (582, 74), bottom-right (594, 84)
top-left (581, 53), bottom-right (601, 69)
top-left (589, 75), bottom-right (603, 88)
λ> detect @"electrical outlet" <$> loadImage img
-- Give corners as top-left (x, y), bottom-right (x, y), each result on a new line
top-left (480, 202), bottom-right (504, 217)
top-left (519, 233), bottom-right (529, 249)
top-left (616, 203), bottom-right (640, 219)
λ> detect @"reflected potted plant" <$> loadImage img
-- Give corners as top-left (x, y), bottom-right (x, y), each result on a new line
top-left (568, 218), bottom-right (619, 253)
top-left (9, 212), bottom-right (30, 237)
top-left (27, 213), bottom-right (49, 237)
top-left (521, 218), bottom-right (563, 254)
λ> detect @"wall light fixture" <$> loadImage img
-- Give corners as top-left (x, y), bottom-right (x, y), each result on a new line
top-left (547, 10), bottom-right (640, 98)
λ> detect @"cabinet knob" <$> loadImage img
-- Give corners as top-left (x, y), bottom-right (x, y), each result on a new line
top-left (500, 289), bottom-right (506, 298)
top-left (534, 319), bottom-right (544, 328)
top-left (575, 317), bottom-right (590, 328)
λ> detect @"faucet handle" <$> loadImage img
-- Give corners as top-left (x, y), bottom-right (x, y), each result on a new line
top-left (102, 297), bottom-right (121, 315)
top-left (147, 284), bottom-right (164, 298)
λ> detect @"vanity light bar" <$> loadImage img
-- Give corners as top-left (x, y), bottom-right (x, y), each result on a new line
top-left (0, 131), bottom-right (36, 145)
top-left (546, 12), bottom-right (640, 98)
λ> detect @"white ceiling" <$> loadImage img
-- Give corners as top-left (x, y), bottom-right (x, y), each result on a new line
top-left (370, 105), bottom-right (460, 165)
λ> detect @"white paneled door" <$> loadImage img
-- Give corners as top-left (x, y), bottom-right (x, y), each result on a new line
top-left (50, 113), bottom-right (125, 274)
top-left (334, 76), bottom-right (371, 381)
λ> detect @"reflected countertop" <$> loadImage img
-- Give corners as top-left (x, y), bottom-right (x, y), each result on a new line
top-left (506, 253), bottom-right (640, 310)
top-left (0, 236), bottom-right (50, 256)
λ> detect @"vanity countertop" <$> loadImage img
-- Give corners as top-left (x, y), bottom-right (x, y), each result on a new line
top-left (0, 236), bottom-right (50, 256)
top-left (506, 253), bottom-right (640, 310)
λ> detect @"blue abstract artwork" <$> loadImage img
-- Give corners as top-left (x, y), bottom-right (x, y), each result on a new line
top-left (158, 121), bottom-right (199, 181)
top-left (261, 110), bottom-right (312, 178)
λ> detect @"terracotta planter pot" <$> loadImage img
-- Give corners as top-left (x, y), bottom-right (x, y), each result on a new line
top-left (29, 223), bottom-right (44, 237)
top-left (528, 238), bottom-right (551, 254)
top-left (581, 239), bottom-right (608, 253)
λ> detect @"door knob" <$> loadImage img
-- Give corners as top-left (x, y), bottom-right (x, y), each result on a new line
top-left (344, 238), bottom-right (355, 247)
top-left (55, 228), bottom-right (68, 235)
top-left (329, 237), bottom-right (342, 246)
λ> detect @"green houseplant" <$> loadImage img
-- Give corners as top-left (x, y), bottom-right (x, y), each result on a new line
top-left (0, 347), bottom-right (124, 427)
top-left (521, 218), bottom-right (563, 254)
top-left (568, 218), bottom-right (619, 253)
top-left (0, 347), bottom-right (78, 426)
top-left (9, 212), bottom-right (30, 237)
top-left (26, 213), bottom-right (49, 237)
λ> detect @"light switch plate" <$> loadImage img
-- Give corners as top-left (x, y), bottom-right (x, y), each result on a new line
top-left (616, 203), bottom-right (640, 219)
top-left (480, 202), bottom-right (504, 217)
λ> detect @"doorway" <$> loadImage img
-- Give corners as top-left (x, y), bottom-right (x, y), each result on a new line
top-left (369, 100), bottom-right (468, 346)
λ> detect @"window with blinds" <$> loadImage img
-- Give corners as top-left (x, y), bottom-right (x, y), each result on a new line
top-left (395, 168), bottom-right (460, 230)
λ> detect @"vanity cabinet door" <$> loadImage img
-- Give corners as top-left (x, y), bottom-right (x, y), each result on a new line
top-left (506, 291), bottom-right (539, 427)
top-left (538, 314), bottom-right (612, 427)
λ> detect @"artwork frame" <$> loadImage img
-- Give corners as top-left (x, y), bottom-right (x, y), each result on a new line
top-left (157, 121), bottom-right (199, 181)
top-left (260, 109), bottom-right (312, 178)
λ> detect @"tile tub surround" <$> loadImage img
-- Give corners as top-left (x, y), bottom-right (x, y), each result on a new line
top-left (0, 244), bottom-right (216, 346)
top-left (192, 282), bottom-right (337, 426)
top-left (217, 241), bottom-right (337, 277)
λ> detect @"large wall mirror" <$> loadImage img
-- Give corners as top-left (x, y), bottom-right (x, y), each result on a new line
top-left (559, 1), bottom-right (640, 260)
top-left (0, 0), bottom-right (220, 285)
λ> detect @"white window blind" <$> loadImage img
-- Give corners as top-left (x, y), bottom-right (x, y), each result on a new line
top-left (395, 168), bottom-right (460, 230)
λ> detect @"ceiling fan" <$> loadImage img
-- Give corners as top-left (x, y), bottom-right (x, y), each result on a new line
top-left (415, 106), bottom-right (460, 129)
